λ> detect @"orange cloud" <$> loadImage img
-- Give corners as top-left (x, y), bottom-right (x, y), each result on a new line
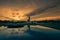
top-left (32, 16), bottom-right (60, 21)
top-left (0, 5), bottom-right (37, 20)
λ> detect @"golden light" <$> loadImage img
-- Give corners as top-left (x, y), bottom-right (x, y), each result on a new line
top-left (0, 5), bottom-right (37, 20)
top-left (32, 16), bottom-right (60, 21)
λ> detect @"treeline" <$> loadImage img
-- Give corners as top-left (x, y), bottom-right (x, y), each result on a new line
top-left (35, 20), bottom-right (60, 30)
top-left (0, 20), bottom-right (26, 23)
top-left (33, 20), bottom-right (60, 23)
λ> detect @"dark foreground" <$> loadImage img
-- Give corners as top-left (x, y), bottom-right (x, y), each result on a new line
top-left (0, 25), bottom-right (60, 40)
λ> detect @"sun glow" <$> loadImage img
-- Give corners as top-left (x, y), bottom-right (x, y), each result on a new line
top-left (0, 4), bottom-right (43, 21)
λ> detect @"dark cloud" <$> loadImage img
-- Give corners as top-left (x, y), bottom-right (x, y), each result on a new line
top-left (0, 0), bottom-right (60, 20)
top-left (26, 4), bottom-right (57, 16)
top-left (25, 0), bottom-right (60, 16)
top-left (32, 5), bottom-right (60, 19)
top-left (0, 0), bottom-right (9, 6)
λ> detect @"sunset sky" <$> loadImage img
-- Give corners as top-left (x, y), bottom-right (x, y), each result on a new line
top-left (0, 0), bottom-right (60, 21)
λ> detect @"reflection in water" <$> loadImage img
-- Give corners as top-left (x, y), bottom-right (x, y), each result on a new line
top-left (0, 25), bottom-right (60, 40)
